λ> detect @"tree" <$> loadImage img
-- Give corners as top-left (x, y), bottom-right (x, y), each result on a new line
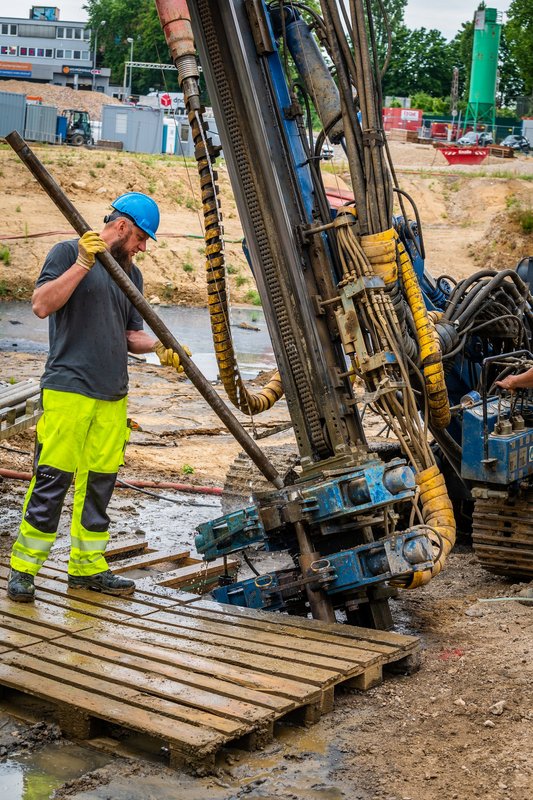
top-left (506, 0), bottom-right (533, 95)
top-left (382, 26), bottom-right (456, 98)
top-left (84, 0), bottom-right (180, 95)
top-left (369, 0), bottom-right (408, 65)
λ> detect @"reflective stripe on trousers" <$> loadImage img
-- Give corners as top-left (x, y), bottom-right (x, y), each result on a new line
top-left (11, 388), bottom-right (128, 577)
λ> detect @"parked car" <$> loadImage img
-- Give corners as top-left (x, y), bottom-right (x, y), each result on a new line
top-left (500, 134), bottom-right (530, 152)
top-left (456, 131), bottom-right (493, 146)
top-left (313, 138), bottom-right (335, 160)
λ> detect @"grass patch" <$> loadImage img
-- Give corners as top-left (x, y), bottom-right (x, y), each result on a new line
top-left (95, 161), bottom-right (106, 168)
top-left (181, 464), bottom-right (195, 475)
top-left (244, 289), bottom-right (261, 306)
top-left (182, 262), bottom-right (194, 273)
top-left (236, 275), bottom-right (248, 287)
top-left (226, 263), bottom-right (238, 274)
top-left (0, 245), bottom-right (11, 265)
top-left (515, 207), bottom-right (533, 234)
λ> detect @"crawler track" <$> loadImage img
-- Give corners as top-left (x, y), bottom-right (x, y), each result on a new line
top-left (472, 495), bottom-right (533, 578)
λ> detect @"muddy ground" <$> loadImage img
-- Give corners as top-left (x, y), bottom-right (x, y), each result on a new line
top-left (0, 140), bottom-right (533, 799)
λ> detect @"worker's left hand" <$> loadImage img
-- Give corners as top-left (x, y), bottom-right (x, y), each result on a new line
top-left (154, 340), bottom-right (192, 373)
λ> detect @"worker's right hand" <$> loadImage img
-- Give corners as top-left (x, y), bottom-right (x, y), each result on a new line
top-left (77, 231), bottom-right (108, 271)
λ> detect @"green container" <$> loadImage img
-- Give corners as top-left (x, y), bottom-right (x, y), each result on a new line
top-left (468, 8), bottom-right (501, 107)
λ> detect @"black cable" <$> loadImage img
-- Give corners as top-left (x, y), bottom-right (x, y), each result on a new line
top-left (115, 479), bottom-right (220, 508)
top-left (243, 549), bottom-right (260, 576)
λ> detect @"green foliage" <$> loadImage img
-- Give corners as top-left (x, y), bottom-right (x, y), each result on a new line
top-left (244, 289), bottom-right (262, 306)
top-left (0, 280), bottom-right (8, 296)
top-left (513, 205), bottom-right (533, 234)
top-left (226, 264), bottom-right (238, 275)
top-left (236, 275), bottom-right (248, 287)
top-left (383, 26), bottom-right (457, 98)
top-left (506, 0), bottom-right (533, 95)
top-left (181, 464), bottom-right (195, 475)
top-left (0, 245), bottom-right (11, 265)
top-left (182, 262), bottom-right (194, 273)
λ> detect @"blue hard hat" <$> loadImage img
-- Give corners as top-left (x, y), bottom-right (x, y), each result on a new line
top-left (111, 192), bottom-right (160, 241)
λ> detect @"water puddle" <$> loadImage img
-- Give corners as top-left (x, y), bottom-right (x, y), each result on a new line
top-left (0, 742), bottom-right (111, 800)
top-left (0, 302), bottom-right (276, 381)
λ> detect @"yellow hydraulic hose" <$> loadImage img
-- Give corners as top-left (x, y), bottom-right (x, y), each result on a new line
top-left (360, 228), bottom-right (450, 429)
top-left (354, 226), bottom-right (455, 588)
top-left (397, 238), bottom-right (451, 428)
top-left (403, 465), bottom-right (456, 588)
top-left (194, 140), bottom-right (284, 416)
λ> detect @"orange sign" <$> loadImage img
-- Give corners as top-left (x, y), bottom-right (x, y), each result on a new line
top-left (0, 61), bottom-right (32, 71)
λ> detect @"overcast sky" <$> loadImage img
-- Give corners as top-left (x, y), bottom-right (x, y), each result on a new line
top-left (0, 2), bottom-right (512, 41)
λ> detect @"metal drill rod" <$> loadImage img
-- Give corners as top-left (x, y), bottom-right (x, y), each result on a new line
top-left (6, 130), bottom-right (283, 490)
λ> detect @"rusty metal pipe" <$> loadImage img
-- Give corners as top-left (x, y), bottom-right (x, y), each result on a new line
top-left (5, 131), bottom-right (283, 490)
top-left (155, 0), bottom-right (198, 88)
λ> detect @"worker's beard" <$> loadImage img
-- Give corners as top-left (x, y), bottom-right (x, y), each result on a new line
top-left (109, 239), bottom-right (133, 274)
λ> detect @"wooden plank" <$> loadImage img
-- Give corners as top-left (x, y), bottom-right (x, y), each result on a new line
top-left (189, 597), bottom-right (418, 651)
top-left (0, 648), bottom-right (252, 738)
top-left (0, 630), bottom-right (43, 651)
top-left (12, 643), bottom-right (285, 722)
top-left (55, 629), bottom-right (322, 702)
top-left (155, 557), bottom-right (239, 588)
top-left (34, 564), bottom-right (183, 609)
top-left (0, 661), bottom-right (223, 757)
top-left (72, 622), bottom-right (340, 686)
top-left (142, 601), bottom-right (402, 657)
top-left (141, 608), bottom-right (385, 665)
top-left (0, 597), bottom-right (95, 635)
top-left (0, 578), bottom-right (134, 625)
top-left (126, 615), bottom-right (374, 674)
top-left (0, 614), bottom-right (77, 642)
top-left (110, 549), bottom-right (192, 573)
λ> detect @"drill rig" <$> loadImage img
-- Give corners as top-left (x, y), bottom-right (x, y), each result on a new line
top-left (155, 0), bottom-right (533, 628)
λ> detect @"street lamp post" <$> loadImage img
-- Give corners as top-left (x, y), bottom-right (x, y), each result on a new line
top-left (91, 19), bottom-right (106, 92)
top-left (127, 37), bottom-right (134, 100)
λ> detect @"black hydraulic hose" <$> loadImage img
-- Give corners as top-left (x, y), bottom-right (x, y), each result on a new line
top-left (454, 271), bottom-right (530, 329)
top-left (6, 131), bottom-right (284, 491)
top-left (443, 269), bottom-right (499, 320)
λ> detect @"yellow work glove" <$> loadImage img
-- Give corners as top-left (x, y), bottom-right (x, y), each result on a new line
top-left (77, 231), bottom-right (108, 271)
top-left (154, 341), bottom-right (192, 374)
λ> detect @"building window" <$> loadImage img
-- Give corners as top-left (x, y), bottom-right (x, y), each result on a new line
top-left (37, 48), bottom-right (44, 57)
top-left (74, 28), bottom-right (82, 40)
top-left (45, 48), bottom-right (53, 58)
top-left (81, 51), bottom-right (90, 61)
top-left (0, 23), bottom-right (18, 36)
top-left (28, 47), bottom-right (35, 57)
top-left (64, 49), bottom-right (72, 59)
top-left (83, 29), bottom-right (90, 41)
top-left (73, 50), bottom-right (81, 60)
top-left (20, 46), bottom-right (27, 56)
top-left (56, 49), bottom-right (64, 58)
top-left (0, 45), bottom-right (18, 56)
top-left (57, 26), bottom-right (64, 37)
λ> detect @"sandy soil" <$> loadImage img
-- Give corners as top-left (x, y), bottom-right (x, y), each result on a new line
top-left (1, 140), bottom-right (532, 305)
top-left (0, 140), bottom-right (532, 798)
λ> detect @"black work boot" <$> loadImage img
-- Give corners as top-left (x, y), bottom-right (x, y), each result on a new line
top-left (7, 568), bottom-right (35, 603)
top-left (68, 569), bottom-right (135, 596)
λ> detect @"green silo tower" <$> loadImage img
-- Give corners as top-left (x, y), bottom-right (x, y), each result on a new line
top-left (465, 8), bottom-right (502, 134)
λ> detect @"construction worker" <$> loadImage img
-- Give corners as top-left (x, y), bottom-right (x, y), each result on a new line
top-left (7, 192), bottom-right (186, 603)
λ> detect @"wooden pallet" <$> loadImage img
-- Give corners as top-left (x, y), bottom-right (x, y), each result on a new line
top-left (52, 537), bottom-right (239, 593)
top-left (0, 558), bottom-right (419, 771)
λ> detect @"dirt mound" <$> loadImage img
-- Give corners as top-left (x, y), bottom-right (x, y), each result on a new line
top-left (0, 79), bottom-right (122, 121)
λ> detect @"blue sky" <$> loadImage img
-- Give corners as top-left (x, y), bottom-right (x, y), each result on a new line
top-left (0, 2), bottom-right (512, 41)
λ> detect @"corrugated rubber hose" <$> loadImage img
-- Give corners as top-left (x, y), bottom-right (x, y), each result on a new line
top-left (190, 108), bottom-right (284, 416)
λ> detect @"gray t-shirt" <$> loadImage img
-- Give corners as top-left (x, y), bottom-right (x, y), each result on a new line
top-left (38, 239), bottom-right (144, 401)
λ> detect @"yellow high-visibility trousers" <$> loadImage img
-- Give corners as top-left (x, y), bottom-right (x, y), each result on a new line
top-left (11, 388), bottom-right (128, 577)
